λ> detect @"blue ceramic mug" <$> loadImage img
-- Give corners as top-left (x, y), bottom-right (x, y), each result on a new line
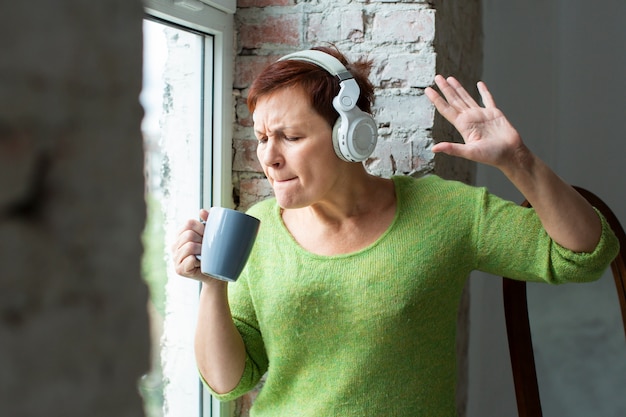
top-left (196, 207), bottom-right (260, 282)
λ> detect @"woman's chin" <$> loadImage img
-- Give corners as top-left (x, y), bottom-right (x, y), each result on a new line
top-left (274, 192), bottom-right (307, 210)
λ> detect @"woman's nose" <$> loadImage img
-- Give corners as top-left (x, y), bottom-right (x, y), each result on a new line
top-left (259, 138), bottom-right (284, 168)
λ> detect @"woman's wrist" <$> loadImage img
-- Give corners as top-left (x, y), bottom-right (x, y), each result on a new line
top-left (200, 276), bottom-right (229, 294)
top-left (499, 143), bottom-right (538, 183)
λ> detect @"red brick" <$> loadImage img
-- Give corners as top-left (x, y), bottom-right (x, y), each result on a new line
top-left (239, 177), bottom-right (274, 211)
top-left (239, 14), bottom-right (300, 49)
top-left (233, 138), bottom-right (263, 172)
top-left (234, 55), bottom-right (279, 89)
top-left (235, 96), bottom-right (253, 127)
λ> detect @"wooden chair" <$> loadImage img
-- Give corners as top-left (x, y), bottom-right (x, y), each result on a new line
top-left (502, 186), bottom-right (626, 417)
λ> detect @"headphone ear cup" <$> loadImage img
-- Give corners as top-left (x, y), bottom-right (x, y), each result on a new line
top-left (332, 118), bottom-right (349, 162)
top-left (332, 108), bottom-right (378, 162)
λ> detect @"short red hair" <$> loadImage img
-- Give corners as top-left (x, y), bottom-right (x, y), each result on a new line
top-left (247, 46), bottom-right (375, 129)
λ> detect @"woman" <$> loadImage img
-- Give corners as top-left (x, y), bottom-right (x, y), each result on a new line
top-left (172, 46), bottom-right (618, 416)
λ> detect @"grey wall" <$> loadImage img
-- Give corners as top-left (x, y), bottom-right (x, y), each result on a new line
top-left (469, 1), bottom-right (626, 416)
top-left (0, 1), bottom-right (151, 416)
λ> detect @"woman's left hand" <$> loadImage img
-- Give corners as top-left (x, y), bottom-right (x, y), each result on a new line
top-left (425, 75), bottom-right (526, 171)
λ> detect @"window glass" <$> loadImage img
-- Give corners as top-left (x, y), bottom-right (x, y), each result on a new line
top-left (139, 17), bottom-right (212, 417)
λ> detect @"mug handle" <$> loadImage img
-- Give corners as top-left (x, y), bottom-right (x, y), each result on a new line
top-left (195, 219), bottom-right (206, 260)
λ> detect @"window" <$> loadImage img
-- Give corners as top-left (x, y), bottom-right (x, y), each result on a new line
top-left (140, 1), bottom-right (235, 416)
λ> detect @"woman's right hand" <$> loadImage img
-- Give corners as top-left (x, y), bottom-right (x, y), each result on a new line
top-left (171, 208), bottom-right (210, 281)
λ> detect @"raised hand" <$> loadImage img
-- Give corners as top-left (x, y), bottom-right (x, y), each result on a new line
top-left (425, 75), bottom-right (526, 171)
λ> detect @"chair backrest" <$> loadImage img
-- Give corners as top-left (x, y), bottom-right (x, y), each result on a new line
top-left (502, 186), bottom-right (626, 417)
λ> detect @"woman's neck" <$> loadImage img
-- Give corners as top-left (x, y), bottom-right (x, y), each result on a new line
top-left (281, 175), bottom-right (397, 255)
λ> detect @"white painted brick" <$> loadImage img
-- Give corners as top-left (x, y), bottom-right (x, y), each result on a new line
top-left (371, 8), bottom-right (435, 44)
top-left (376, 53), bottom-right (436, 88)
top-left (374, 92), bottom-right (435, 131)
top-left (307, 9), bottom-right (364, 44)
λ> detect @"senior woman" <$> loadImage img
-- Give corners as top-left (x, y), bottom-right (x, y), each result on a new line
top-left (172, 46), bottom-right (619, 416)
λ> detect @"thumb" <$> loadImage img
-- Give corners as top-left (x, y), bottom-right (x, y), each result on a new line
top-left (199, 208), bottom-right (209, 222)
top-left (432, 141), bottom-right (466, 157)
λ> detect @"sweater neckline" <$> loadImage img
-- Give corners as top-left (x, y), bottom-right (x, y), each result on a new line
top-left (271, 176), bottom-right (409, 260)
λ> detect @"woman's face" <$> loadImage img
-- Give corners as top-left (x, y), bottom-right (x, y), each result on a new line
top-left (254, 86), bottom-right (345, 209)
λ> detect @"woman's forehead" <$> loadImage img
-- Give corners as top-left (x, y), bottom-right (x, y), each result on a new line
top-left (252, 89), bottom-right (318, 128)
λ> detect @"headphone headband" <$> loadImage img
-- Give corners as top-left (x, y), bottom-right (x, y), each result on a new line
top-left (278, 50), bottom-right (353, 81)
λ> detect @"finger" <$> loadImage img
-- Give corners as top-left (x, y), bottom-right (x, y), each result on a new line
top-left (187, 217), bottom-right (206, 236)
top-left (446, 77), bottom-right (480, 108)
top-left (174, 217), bottom-right (206, 241)
top-left (172, 237), bottom-right (201, 262)
top-left (173, 220), bottom-right (204, 250)
top-left (182, 252), bottom-right (202, 273)
top-left (175, 252), bottom-right (203, 278)
top-left (433, 75), bottom-right (460, 104)
top-left (433, 75), bottom-right (473, 110)
top-left (431, 141), bottom-right (470, 159)
top-left (425, 85), bottom-right (459, 122)
top-left (200, 208), bottom-right (209, 222)
top-left (170, 220), bottom-right (205, 255)
top-left (477, 81), bottom-right (497, 108)
top-left (173, 240), bottom-right (204, 275)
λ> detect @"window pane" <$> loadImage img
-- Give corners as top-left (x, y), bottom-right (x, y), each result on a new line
top-left (140, 18), bottom-right (212, 417)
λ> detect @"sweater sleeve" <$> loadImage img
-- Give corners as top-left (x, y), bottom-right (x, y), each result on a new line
top-left (473, 187), bottom-right (619, 284)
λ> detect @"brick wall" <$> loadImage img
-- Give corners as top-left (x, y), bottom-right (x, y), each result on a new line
top-left (232, 0), bottom-right (449, 211)
top-left (230, 1), bottom-right (481, 415)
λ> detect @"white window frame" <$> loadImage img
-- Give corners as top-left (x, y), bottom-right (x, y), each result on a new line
top-left (144, 0), bottom-right (234, 208)
top-left (142, 1), bottom-right (235, 416)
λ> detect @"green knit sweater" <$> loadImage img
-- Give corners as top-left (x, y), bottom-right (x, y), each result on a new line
top-left (207, 175), bottom-right (619, 416)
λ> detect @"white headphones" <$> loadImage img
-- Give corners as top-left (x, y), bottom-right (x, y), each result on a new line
top-left (278, 50), bottom-right (378, 162)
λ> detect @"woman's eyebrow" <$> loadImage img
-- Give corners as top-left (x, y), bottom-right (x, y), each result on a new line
top-left (254, 126), bottom-right (289, 136)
